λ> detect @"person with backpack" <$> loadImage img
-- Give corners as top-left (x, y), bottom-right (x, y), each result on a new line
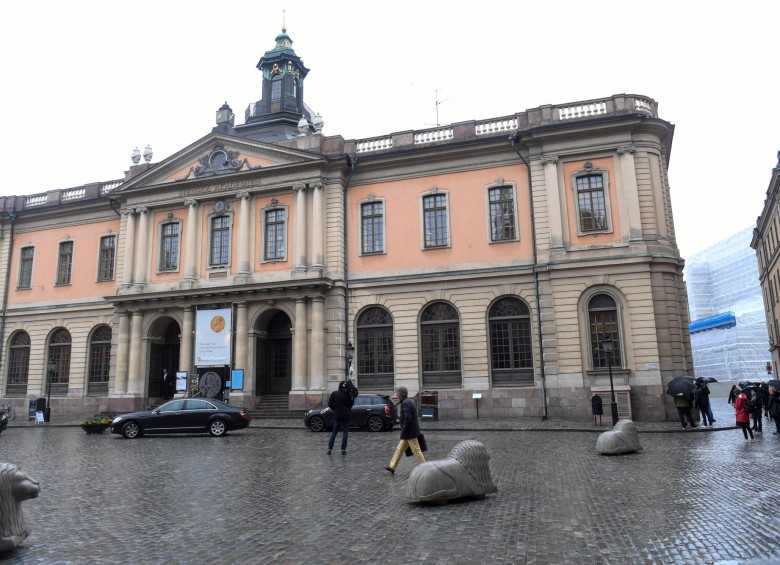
top-left (734, 385), bottom-right (754, 442)
top-left (673, 393), bottom-right (697, 429)
top-left (768, 386), bottom-right (780, 435)
top-left (748, 389), bottom-right (763, 433)
top-left (327, 380), bottom-right (357, 455)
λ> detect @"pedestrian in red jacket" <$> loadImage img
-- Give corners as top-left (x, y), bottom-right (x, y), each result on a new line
top-left (734, 387), bottom-right (754, 442)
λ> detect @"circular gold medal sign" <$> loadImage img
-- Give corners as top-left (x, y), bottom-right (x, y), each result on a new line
top-left (210, 315), bottom-right (226, 333)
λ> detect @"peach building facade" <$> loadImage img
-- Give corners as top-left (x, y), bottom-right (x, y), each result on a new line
top-left (0, 29), bottom-right (692, 422)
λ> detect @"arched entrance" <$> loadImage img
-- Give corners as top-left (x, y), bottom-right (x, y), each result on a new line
top-left (255, 310), bottom-right (292, 395)
top-left (148, 317), bottom-right (181, 398)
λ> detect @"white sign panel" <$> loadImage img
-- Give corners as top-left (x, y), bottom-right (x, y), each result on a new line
top-left (195, 308), bottom-right (232, 366)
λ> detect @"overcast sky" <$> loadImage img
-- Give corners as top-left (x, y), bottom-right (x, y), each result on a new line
top-left (1, 0), bottom-right (777, 260)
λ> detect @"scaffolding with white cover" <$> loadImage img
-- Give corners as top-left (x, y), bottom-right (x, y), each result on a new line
top-left (684, 227), bottom-right (770, 381)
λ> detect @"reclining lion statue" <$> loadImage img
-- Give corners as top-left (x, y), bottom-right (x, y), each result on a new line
top-left (407, 440), bottom-right (497, 503)
top-left (0, 463), bottom-right (41, 553)
top-left (595, 419), bottom-right (643, 455)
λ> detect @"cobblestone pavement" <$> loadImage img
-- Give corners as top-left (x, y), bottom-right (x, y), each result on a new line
top-left (1, 400), bottom-right (779, 565)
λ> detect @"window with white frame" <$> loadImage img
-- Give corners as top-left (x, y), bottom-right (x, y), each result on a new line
top-left (210, 215), bottom-right (231, 266)
top-left (18, 246), bottom-right (34, 289)
top-left (360, 200), bottom-right (385, 254)
top-left (97, 235), bottom-right (116, 281)
top-left (56, 241), bottom-right (73, 285)
top-left (264, 208), bottom-right (287, 261)
top-left (423, 193), bottom-right (449, 248)
top-left (575, 173), bottom-right (609, 233)
top-left (488, 186), bottom-right (517, 242)
top-left (160, 222), bottom-right (180, 271)
top-left (588, 293), bottom-right (622, 369)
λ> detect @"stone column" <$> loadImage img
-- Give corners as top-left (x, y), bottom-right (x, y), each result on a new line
top-left (122, 208), bottom-right (136, 288)
top-left (309, 296), bottom-right (326, 390)
top-left (311, 181), bottom-right (324, 275)
top-left (541, 155), bottom-right (564, 250)
top-left (292, 182), bottom-right (307, 274)
top-left (134, 206), bottom-right (150, 289)
top-left (180, 306), bottom-right (195, 377)
top-left (292, 297), bottom-right (308, 390)
top-left (184, 199), bottom-right (199, 282)
top-left (617, 145), bottom-right (643, 241)
top-left (115, 310), bottom-right (130, 393)
top-left (234, 301), bottom-right (248, 372)
top-left (127, 310), bottom-right (144, 395)
top-left (236, 191), bottom-right (252, 276)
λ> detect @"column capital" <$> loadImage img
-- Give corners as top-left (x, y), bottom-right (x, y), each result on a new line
top-left (309, 181), bottom-right (323, 190)
top-left (236, 190), bottom-right (251, 200)
top-left (184, 198), bottom-right (199, 207)
top-left (617, 145), bottom-right (636, 155)
top-left (122, 207), bottom-right (136, 216)
top-left (292, 182), bottom-right (307, 192)
top-left (540, 154), bottom-right (559, 165)
top-left (136, 206), bottom-right (150, 214)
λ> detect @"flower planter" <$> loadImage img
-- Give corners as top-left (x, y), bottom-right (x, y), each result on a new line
top-left (80, 423), bottom-right (110, 434)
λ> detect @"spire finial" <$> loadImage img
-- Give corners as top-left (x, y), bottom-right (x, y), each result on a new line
top-left (282, 9), bottom-right (286, 33)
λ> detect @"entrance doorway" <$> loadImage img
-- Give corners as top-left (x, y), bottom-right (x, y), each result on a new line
top-left (148, 318), bottom-right (181, 398)
top-left (255, 310), bottom-right (292, 395)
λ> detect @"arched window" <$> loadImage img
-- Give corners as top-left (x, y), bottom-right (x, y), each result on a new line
top-left (88, 326), bottom-right (112, 395)
top-left (270, 75), bottom-right (282, 112)
top-left (489, 297), bottom-right (533, 385)
top-left (7, 331), bottom-right (30, 396)
top-left (48, 328), bottom-right (72, 395)
top-left (588, 294), bottom-right (622, 369)
top-left (357, 307), bottom-right (394, 389)
top-left (420, 302), bottom-right (461, 387)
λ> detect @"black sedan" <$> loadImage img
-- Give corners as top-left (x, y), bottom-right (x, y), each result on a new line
top-left (110, 398), bottom-right (250, 439)
top-left (305, 394), bottom-right (397, 432)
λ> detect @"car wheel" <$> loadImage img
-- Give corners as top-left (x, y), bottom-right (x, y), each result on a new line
top-left (209, 419), bottom-right (228, 437)
top-left (121, 421), bottom-right (141, 439)
top-left (308, 416), bottom-right (326, 432)
top-left (367, 415), bottom-right (385, 432)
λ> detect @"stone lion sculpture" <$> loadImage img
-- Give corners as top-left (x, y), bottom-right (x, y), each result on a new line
top-left (595, 419), bottom-right (643, 455)
top-left (0, 463), bottom-right (41, 553)
top-left (406, 440), bottom-right (498, 503)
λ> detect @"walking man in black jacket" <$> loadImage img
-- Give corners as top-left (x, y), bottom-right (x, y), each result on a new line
top-left (385, 386), bottom-right (425, 475)
top-left (327, 380), bottom-right (356, 455)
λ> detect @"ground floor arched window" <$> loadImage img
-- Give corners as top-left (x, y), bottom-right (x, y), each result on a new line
top-left (420, 302), bottom-right (461, 388)
top-left (7, 331), bottom-right (30, 396)
top-left (356, 307), bottom-right (394, 389)
top-left (88, 325), bottom-right (112, 395)
top-left (588, 293), bottom-right (622, 368)
top-left (48, 328), bottom-right (72, 396)
top-left (489, 297), bottom-right (533, 385)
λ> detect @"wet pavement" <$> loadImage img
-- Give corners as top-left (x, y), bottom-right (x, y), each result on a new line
top-left (1, 398), bottom-right (779, 564)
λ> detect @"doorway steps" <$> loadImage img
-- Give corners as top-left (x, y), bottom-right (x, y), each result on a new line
top-left (248, 395), bottom-right (306, 420)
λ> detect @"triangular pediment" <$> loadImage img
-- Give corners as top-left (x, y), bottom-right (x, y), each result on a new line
top-left (117, 133), bottom-right (324, 192)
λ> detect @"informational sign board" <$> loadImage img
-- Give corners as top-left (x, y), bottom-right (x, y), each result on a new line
top-left (35, 411), bottom-right (45, 424)
top-left (175, 371), bottom-right (188, 391)
top-left (231, 369), bottom-right (244, 390)
top-left (195, 308), bottom-right (232, 366)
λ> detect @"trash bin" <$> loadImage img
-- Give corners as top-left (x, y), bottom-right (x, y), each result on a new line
top-left (36, 398), bottom-right (46, 412)
top-left (420, 390), bottom-right (438, 421)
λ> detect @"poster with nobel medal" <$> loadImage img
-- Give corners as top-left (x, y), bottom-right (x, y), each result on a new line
top-left (195, 308), bottom-right (232, 366)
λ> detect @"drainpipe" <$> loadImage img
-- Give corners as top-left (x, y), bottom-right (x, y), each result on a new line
top-left (343, 155), bottom-right (357, 377)
top-left (509, 133), bottom-right (548, 421)
top-left (0, 210), bottom-right (17, 375)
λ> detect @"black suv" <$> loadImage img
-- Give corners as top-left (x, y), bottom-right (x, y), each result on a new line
top-left (305, 394), bottom-right (397, 432)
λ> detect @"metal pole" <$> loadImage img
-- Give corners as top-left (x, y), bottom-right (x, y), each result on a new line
top-left (608, 352), bottom-right (618, 426)
top-left (45, 367), bottom-right (52, 423)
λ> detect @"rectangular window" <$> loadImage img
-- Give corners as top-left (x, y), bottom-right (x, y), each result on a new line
top-left (18, 247), bottom-right (34, 289)
top-left (97, 235), bottom-right (116, 281)
top-left (423, 194), bottom-right (449, 248)
top-left (56, 241), bottom-right (73, 285)
top-left (264, 209), bottom-right (286, 260)
top-left (361, 201), bottom-right (384, 253)
top-left (576, 175), bottom-right (608, 232)
top-left (160, 223), bottom-right (179, 271)
top-left (210, 216), bottom-right (230, 265)
top-left (488, 186), bottom-right (516, 241)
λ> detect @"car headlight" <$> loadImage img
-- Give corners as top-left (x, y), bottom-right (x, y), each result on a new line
top-left (112, 416), bottom-right (123, 424)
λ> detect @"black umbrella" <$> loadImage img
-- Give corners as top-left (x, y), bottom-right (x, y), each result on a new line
top-left (741, 384), bottom-right (768, 400)
top-left (695, 376), bottom-right (718, 384)
top-left (666, 375), bottom-right (695, 396)
top-left (767, 379), bottom-right (780, 390)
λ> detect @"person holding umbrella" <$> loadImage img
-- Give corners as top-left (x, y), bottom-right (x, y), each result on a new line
top-left (666, 376), bottom-right (697, 429)
top-left (733, 384), bottom-right (754, 442)
top-left (768, 386), bottom-right (780, 435)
